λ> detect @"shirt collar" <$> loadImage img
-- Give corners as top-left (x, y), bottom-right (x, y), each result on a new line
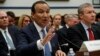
top-left (33, 21), bottom-right (46, 33)
top-left (81, 21), bottom-right (90, 30)
top-left (65, 24), bottom-right (69, 28)
top-left (0, 27), bottom-right (8, 32)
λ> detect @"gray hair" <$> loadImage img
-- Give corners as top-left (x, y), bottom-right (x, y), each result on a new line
top-left (64, 14), bottom-right (78, 23)
top-left (78, 3), bottom-right (93, 14)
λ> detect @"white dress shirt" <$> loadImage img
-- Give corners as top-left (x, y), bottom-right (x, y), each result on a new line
top-left (65, 24), bottom-right (69, 28)
top-left (0, 27), bottom-right (15, 50)
top-left (34, 22), bottom-right (52, 52)
top-left (81, 21), bottom-right (91, 40)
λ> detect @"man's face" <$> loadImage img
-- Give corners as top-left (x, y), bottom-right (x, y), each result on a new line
top-left (68, 18), bottom-right (79, 27)
top-left (32, 3), bottom-right (50, 28)
top-left (0, 11), bottom-right (9, 29)
top-left (80, 7), bottom-right (96, 24)
top-left (8, 16), bottom-right (15, 25)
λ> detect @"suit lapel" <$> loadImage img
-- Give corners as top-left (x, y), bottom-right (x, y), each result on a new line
top-left (0, 31), bottom-right (9, 51)
top-left (91, 26), bottom-right (98, 39)
top-left (29, 23), bottom-right (40, 40)
top-left (0, 31), bottom-right (7, 44)
top-left (8, 26), bottom-right (16, 46)
top-left (77, 23), bottom-right (88, 40)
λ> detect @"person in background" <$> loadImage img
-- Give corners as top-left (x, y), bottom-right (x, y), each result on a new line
top-left (18, 14), bottom-right (32, 29)
top-left (52, 14), bottom-right (63, 30)
top-left (6, 11), bottom-right (16, 26)
top-left (16, 1), bottom-right (66, 56)
top-left (0, 11), bottom-right (20, 56)
top-left (93, 12), bottom-right (100, 32)
top-left (66, 3), bottom-right (100, 52)
top-left (64, 14), bottom-right (79, 28)
top-left (47, 15), bottom-right (53, 30)
top-left (56, 14), bottom-right (79, 54)
top-left (95, 12), bottom-right (100, 22)
top-left (95, 12), bottom-right (100, 27)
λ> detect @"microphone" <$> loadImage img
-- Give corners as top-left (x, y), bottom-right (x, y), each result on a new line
top-left (62, 36), bottom-right (79, 49)
top-left (53, 26), bottom-right (80, 51)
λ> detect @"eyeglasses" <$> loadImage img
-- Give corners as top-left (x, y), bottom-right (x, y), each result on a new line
top-left (0, 16), bottom-right (8, 19)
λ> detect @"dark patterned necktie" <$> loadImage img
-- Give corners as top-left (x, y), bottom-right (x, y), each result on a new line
top-left (41, 29), bottom-right (51, 56)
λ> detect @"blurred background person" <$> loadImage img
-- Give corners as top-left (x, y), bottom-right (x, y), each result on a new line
top-left (56, 14), bottom-right (79, 54)
top-left (95, 12), bottom-right (100, 27)
top-left (64, 14), bottom-right (79, 28)
top-left (52, 14), bottom-right (63, 30)
top-left (93, 12), bottom-right (100, 31)
top-left (6, 11), bottom-right (16, 26)
top-left (95, 12), bottom-right (100, 22)
top-left (0, 10), bottom-right (21, 56)
top-left (46, 15), bottom-right (53, 30)
top-left (17, 14), bottom-right (32, 29)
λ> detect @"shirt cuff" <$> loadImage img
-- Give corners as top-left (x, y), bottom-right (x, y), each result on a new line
top-left (37, 39), bottom-right (44, 50)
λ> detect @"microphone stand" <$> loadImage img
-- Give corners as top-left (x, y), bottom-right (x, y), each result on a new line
top-left (56, 30), bottom-right (80, 52)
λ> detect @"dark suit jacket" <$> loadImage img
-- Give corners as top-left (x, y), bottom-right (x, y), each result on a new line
top-left (17, 23), bottom-right (59, 56)
top-left (67, 23), bottom-right (100, 52)
top-left (56, 25), bottom-right (70, 54)
top-left (95, 22), bottom-right (100, 29)
top-left (96, 22), bottom-right (100, 26)
top-left (0, 25), bottom-right (20, 56)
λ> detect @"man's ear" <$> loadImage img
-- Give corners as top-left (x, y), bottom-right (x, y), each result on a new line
top-left (31, 12), bottom-right (35, 18)
top-left (79, 14), bottom-right (83, 19)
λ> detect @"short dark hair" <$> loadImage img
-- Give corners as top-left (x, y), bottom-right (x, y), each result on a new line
top-left (31, 1), bottom-right (49, 13)
top-left (96, 12), bottom-right (100, 21)
top-left (96, 13), bottom-right (100, 19)
top-left (6, 11), bottom-right (15, 18)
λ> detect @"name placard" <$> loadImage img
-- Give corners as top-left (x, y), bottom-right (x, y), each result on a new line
top-left (79, 40), bottom-right (100, 52)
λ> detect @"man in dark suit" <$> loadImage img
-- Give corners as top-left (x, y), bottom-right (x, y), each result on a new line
top-left (56, 26), bottom-right (70, 54)
top-left (67, 3), bottom-right (100, 52)
top-left (0, 11), bottom-right (20, 56)
top-left (56, 14), bottom-right (79, 54)
top-left (17, 1), bottom-right (66, 56)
